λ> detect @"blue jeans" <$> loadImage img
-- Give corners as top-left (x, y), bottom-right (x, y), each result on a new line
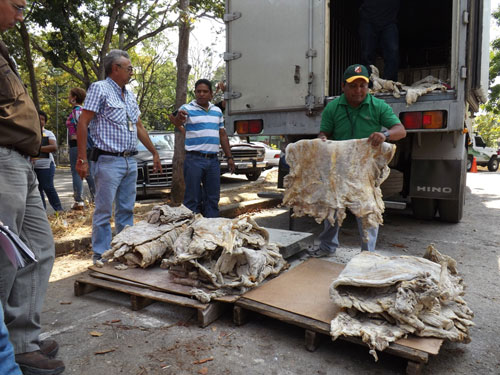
top-left (0, 147), bottom-right (55, 354)
top-left (183, 153), bottom-right (220, 218)
top-left (34, 162), bottom-right (63, 211)
top-left (359, 22), bottom-right (399, 81)
top-left (69, 146), bottom-right (95, 202)
top-left (318, 212), bottom-right (379, 253)
top-left (0, 300), bottom-right (22, 374)
top-left (91, 155), bottom-right (137, 256)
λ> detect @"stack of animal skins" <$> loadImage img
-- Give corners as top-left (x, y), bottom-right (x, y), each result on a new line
top-left (329, 245), bottom-right (474, 360)
top-left (283, 139), bottom-right (396, 239)
top-left (102, 204), bottom-right (286, 302)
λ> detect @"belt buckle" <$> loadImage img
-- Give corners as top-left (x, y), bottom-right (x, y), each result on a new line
top-left (123, 151), bottom-right (131, 157)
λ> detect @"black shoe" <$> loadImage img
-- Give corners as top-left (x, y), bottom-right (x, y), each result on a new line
top-left (15, 350), bottom-right (65, 375)
top-left (39, 339), bottom-right (59, 359)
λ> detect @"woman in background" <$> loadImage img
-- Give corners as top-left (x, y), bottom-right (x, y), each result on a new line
top-left (33, 110), bottom-right (63, 212)
top-left (66, 88), bottom-right (95, 209)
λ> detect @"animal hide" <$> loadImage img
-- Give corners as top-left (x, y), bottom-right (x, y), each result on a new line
top-left (283, 139), bottom-right (395, 240)
top-left (161, 215), bottom-right (287, 301)
top-left (101, 204), bottom-right (195, 268)
top-left (329, 245), bottom-right (474, 360)
top-left (369, 65), bottom-right (447, 106)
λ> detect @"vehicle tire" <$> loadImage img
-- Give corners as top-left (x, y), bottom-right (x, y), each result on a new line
top-left (246, 171), bottom-right (262, 181)
top-left (487, 157), bottom-right (499, 172)
top-left (411, 198), bottom-right (437, 220)
top-left (466, 155), bottom-right (473, 172)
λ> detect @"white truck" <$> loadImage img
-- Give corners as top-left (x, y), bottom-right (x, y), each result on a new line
top-left (467, 133), bottom-right (499, 171)
top-left (223, 0), bottom-right (491, 222)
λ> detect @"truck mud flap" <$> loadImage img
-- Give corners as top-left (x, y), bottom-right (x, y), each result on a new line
top-left (410, 160), bottom-right (461, 200)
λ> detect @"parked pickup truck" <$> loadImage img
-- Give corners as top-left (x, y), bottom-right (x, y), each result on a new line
top-left (220, 136), bottom-right (266, 180)
top-left (467, 134), bottom-right (499, 172)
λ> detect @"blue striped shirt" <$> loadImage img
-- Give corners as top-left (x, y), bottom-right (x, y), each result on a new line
top-left (83, 77), bottom-right (140, 153)
top-left (181, 100), bottom-right (224, 153)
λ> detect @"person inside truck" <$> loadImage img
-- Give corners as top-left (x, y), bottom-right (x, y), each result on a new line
top-left (358, 0), bottom-right (400, 82)
top-left (310, 64), bottom-right (406, 257)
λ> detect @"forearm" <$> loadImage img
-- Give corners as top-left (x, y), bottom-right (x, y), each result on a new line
top-left (387, 124), bottom-right (406, 141)
top-left (137, 120), bottom-right (158, 156)
top-left (219, 130), bottom-right (232, 158)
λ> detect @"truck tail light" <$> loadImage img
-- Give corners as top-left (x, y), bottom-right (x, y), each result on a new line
top-left (400, 112), bottom-right (422, 129)
top-left (400, 111), bottom-right (446, 130)
top-left (422, 111), bottom-right (444, 129)
top-left (235, 120), bottom-right (263, 134)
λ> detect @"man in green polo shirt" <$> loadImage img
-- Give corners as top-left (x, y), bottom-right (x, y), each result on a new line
top-left (311, 64), bottom-right (406, 257)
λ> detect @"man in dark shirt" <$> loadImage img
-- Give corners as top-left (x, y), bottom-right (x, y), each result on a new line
top-left (359, 0), bottom-right (401, 82)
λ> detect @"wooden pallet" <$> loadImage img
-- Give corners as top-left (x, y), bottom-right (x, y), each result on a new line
top-left (233, 259), bottom-right (443, 375)
top-left (74, 266), bottom-right (234, 328)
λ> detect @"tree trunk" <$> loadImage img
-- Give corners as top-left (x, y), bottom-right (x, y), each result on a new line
top-left (19, 22), bottom-right (39, 108)
top-left (171, 0), bottom-right (191, 206)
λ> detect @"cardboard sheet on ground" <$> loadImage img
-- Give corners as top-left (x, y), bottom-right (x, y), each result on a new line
top-left (242, 259), bottom-right (442, 355)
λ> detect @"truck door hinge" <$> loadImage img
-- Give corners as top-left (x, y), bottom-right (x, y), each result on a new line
top-left (306, 49), bottom-right (317, 58)
top-left (462, 11), bottom-right (469, 24)
top-left (460, 66), bottom-right (467, 79)
top-left (224, 12), bottom-right (242, 22)
top-left (224, 91), bottom-right (242, 100)
top-left (224, 52), bottom-right (242, 61)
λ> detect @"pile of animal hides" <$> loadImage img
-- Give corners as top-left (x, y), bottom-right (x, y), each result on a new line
top-left (369, 65), bottom-right (448, 106)
top-left (329, 245), bottom-right (474, 360)
top-left (101, 204), bottom-right (287, 302)
top-left (282, 138), bottom-right (396, 241)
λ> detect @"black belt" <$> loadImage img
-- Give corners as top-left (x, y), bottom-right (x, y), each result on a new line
top-left (98, 149), bottom-right (138, 157)
top-left (187, 150), bottom-right (218, 159)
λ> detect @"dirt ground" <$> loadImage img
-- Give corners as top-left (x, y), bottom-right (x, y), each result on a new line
top-left (48, 170), bottom-right (281, 282)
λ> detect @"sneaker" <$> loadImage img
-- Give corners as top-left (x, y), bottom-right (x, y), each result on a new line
top-left (71, 201), bottom-right (85, 210)
top-left (39, 339), bottom-right (58, 359)
top-left (308, 247), bottom-right (336, 258)
top-left (92, 253), bottom-right (107, 267)
top-left (15, 350), bottom-right (65, 375)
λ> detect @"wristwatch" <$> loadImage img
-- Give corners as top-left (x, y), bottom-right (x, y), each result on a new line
top-left (382, 130), bottom-right (390, 141)
top-left (77, 158), bottom-right (88, 164)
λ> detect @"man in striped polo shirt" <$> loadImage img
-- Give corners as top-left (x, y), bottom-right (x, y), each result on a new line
top-left (171, 79), bottom-right (235, 217)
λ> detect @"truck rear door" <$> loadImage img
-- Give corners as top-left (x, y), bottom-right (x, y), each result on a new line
top-left (225, 0), bottom-right (327, 114)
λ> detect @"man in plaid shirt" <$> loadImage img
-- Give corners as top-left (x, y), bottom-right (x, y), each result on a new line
top-left (76, 49), bottom-right (161, 264)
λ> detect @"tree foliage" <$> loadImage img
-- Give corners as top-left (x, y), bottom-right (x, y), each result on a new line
top-left (487, 6), bottom-right (500, 113)
top-left (473, 111), bottom-right (500, 147)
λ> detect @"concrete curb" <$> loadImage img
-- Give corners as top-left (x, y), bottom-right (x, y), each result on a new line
top-left (54, 197), bottom-right (282, 257)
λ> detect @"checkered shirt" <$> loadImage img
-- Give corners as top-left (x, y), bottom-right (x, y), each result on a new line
top-left (83, 77), bottom-right (141, 153)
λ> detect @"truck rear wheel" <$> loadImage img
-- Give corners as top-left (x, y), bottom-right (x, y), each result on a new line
top-left (246, 171), bottom-right (262, 181)
top-left (488, 157), bottom-right (499, 172)
top-left (411, 198), bottom-right (437, 220)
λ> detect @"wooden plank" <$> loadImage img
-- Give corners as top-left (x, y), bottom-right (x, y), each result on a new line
top-left (89, 271), bottom-right (163, 291)
top-left (305, 330), bottom-right (321, 352)
top-left (236, 297), bottom-right (330, 333)
top-left (197, 302), bottom-right (227, 328)
top-left (74, 276), bottom-right (208, 310)
top-left (74, 280), bottom-right (98, 296)
top-left (130, 295), bottom-right (155, 311)
top-left (88, 265), bottom-right (239, 303)
top-left (237, 297), bottom-right (430, 363)
top-left (233, 305), bottom-right (248, 326)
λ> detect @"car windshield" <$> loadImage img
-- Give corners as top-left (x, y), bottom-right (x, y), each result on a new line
top-left (137, 133), bottom-right (175, 151)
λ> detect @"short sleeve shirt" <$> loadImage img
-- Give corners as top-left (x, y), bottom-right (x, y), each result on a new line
top-left (181, 100), bottom-right (224, 154)
top-left (320, 94), bottom-right (400, 140)
top-left (33, 129), bottom-right (56, 169)
top-left (83, 77), bottom-right (140, 153)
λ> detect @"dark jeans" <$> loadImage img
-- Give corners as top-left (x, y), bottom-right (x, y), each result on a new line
top-left (35, 162), bottom-right (63, 211)
top-left (359, 22), bottom-right (399, 81)
top-left (183, 152), bottom-right (220, 218)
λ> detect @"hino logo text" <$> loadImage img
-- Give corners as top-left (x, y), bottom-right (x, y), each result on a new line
top-left (416, 186), bottom-right (453, 193)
